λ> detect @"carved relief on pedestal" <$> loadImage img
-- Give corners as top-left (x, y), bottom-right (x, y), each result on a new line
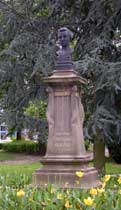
top-left (71, 85), bottom-right (84, 129)
top-left (71, 85), bottom-right (86, 155)
top-left (46, 87), bottom-right (54, 137)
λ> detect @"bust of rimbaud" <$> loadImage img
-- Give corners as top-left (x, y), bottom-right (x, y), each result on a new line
top-left (56, 27), bottom-right (73, 69)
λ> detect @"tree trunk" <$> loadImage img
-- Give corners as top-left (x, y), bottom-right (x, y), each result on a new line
top-left (93, 139), bottom-right (105, 176)
top-left (16, 129), bottom-right (22, 140)
top-left (28, 130), bottom-right (33, 140)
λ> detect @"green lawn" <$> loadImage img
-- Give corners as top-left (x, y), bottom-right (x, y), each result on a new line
top-left (0, 150), bottom-right (17, 161)
top-left (106, 162), bottom-right (121, 174)
top-left (0, 163), bottom-right (40, 175)
top-left (0, 150), bottom-right (41, 177)
top-left (0, 163), bottom-right (41, 188)
top-left (0, 157), bottom-right (120, 189)
top-left (0, 161), bottom-right (120, 175)
top-left (0, 151), bottom-right (121, 175)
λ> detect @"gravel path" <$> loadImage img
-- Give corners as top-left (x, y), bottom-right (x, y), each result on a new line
top-left (0, 150), bottom-right (109, 165)
top-left (0, 154), bottom-right (41, 165)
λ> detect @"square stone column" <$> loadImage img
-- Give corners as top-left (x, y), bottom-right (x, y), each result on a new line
top-left (32, 70), bottom-right (100, 189)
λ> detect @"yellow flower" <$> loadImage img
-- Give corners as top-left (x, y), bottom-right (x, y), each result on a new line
top-left (50, 187), bottom-right (55, 194)
top-left (104, 175), bottom-right (111, 182)
top-left (89, 188), bottom-right (97, 196)
top-left (97, 188), bottom-right (105, 194)
top-left (29, 198), bottom-right (34, 202)
top-left (84, 197), bottom-right (94, 206)
top-left (76, 202), bottom-right (83, 210)
top-left (102, 182), bottom-right (106, 188)
top-left (66, 190), bottom-right (70, 195)
top-left (17, 189), bottom-right (25, 198)
top-left (65, 182), bottom-right (69, 188)
top-left (117, 176), bottom-right (121, 184)
top-left (75, 180), bottom-right (80, 185)
top-left (57, 193), bottom-right (64, 200)
top-left (118, 189), bottom-right (121, 195)
top-left (42, 201), bottom-right (46, 206)
top-left (76, 171), bottom-right (84, 178)
top-left (47, 198), bottom-right (51, 202)
top-left (65, 200), bottom-right (72, 208)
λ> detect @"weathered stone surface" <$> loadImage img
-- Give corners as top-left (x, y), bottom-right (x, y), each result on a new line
top-left (33, 70), bottom-right (100, 189)
top-left (33, 157), bottom-right (99, 189)
top-left (45, 71), bottom-right (86, 157)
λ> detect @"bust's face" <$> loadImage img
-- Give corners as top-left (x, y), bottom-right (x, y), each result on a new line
top-left (58, 30), bottom-right (70, 48)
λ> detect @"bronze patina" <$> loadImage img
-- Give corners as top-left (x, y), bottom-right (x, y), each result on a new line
top-left (56, 27), bottom-right (74, 70)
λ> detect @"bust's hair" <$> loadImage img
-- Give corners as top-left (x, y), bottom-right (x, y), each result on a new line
top-left (58, 27), bottom-right (73, 39)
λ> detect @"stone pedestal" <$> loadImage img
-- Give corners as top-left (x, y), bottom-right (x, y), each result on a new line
top-left (33, 70), bottom-right (100, 189)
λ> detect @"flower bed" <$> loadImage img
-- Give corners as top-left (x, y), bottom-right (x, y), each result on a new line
top-left (0, 173), bottom-right (121, 209)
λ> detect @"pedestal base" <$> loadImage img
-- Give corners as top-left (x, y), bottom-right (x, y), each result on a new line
top-left (32, 71), bottom-right (101, 189)
top-left (32, 155), bottom-right (100, 189)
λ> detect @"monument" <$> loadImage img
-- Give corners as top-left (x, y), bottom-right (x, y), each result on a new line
top-left (33, 27), bottom-right (100, 188)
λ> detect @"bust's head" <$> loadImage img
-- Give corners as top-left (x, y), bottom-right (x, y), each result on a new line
top-left (58, 27), bottom-right (73, 48)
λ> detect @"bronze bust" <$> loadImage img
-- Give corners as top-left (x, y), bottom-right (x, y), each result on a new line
top-left (55, 27), bottom-right (74, 70)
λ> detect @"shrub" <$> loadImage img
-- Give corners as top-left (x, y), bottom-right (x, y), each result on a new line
top-left (84, 139), bottom-right (91, 151)
top-left (2, 140), bottom-right (39, 154)
top-left (107, 142), bottom-right (121, 164)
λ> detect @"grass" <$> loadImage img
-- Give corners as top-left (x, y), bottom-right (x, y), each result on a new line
top-left (0, 151), bottom-right (121, 175)
top-left (0, 150), bottom-right (41, 176)
top-left (106, 162), bottom-right (121, 174)
top-left (0, 150), bottom-right (17, 161)
top-left (0, 163), bottom-right (40, 175)
top-left (0, 163), bottom-right (41, 187)
top-left (0, 160), bottom-right (120, 176)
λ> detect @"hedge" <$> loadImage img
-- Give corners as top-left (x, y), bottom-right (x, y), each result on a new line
top-left (2, 140), bottom-right (39, 154)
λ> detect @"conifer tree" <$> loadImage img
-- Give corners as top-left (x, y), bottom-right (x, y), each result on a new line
top-left (0, 0), bottom-right (121, 161)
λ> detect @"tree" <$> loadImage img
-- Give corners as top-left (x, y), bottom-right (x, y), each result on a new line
top-left (24, 100), bottom-right (47, 140)
top-left (51, 0), bottom-right (121, 163)
top-left (0, 0), bottom-right (121, 162)
top-left (0, 0), bottom-right (54, 140)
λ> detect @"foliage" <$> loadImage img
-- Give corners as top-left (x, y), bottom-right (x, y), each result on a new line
top-left (0, 0), bottom-right (121, 160)
top-left (25, 100), bottom-right (47, 120)
top-left (84, 139), bottom-right (91, 151)
top-left (0, 0), bottom-right (53, 139)
top-left (24, 100), bottom-right (48, 145)
top-left (2, 140), bottom-right (39, 154)
top-left (0, 173), bottom-right (121, 209)
top-left (0, 174), bottom-right (31, 189)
